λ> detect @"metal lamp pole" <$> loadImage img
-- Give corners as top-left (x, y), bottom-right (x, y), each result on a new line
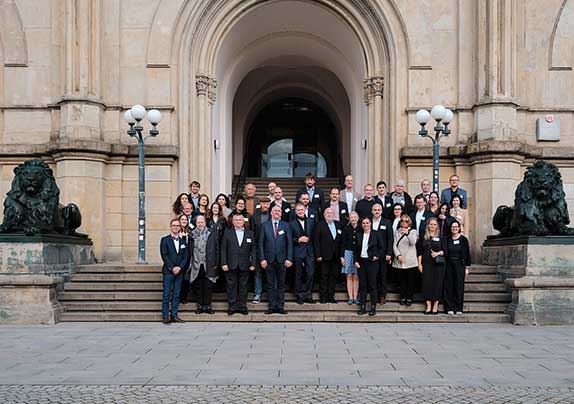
top-left (415, 105), bottom-right (454, 193)
top-left (123, 105), bottom-right (162, 264)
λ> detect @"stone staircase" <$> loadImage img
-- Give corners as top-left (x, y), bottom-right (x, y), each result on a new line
top-left (234, 177), bottom-right (342, 204)
top-left (58, 263), bottom-right (511, 323)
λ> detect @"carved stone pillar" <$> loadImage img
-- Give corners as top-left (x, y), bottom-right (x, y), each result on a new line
top-left (194, 74), bottom-right (217, 193)
top-left (363, 76), bottom-right (387, 184)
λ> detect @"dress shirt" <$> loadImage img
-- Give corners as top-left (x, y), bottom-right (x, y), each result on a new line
top-left (235, 228), bottom-right (244, 245)
top-left (372, 218), bottom-right (381, 231)
top-left (360, 232), bottom-right (370, 258)
top-left (415, 210), bottom-right (425, 231)
top-left (392, 218), bottom-right (400, 232)
top-left (327, 221), bottom-right (337, 239)
top-left (330, 202), bottom-right (340, 221)
top-left (172, 236), bottom-right (180, 253)
top-left (307, 187), bottom-right (315, 200)
top-left (344, 190), bottom-right (354, 211)
top-left (298, 218), bottom-right (306, 232)
top-left (190, 194), bottom-right (200, 209)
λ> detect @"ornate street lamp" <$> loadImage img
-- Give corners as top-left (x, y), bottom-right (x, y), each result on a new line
top-left (415, 105), bottom-right (454, 193)
top-left (123, 105), bottom-right (162, 264)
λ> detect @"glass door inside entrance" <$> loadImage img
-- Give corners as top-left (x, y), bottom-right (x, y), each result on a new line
top-left (262, 139), bottom-right (327, 178)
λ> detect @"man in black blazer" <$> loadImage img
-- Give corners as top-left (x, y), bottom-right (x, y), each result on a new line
top-left (370, 203), bottom-right (394, 304)
top-left (259, 205), bottom-right (293, 314)
top-left (322, 187), bottom-right (349, 224)
top-left (291, 192), bottom-right (319, 224)
top-left (221, 214), bottom-right (256, 315)
top-left (313, 207), bottom-right (344, 303)
top-left (250, 196), bottom-right (271, 304)
top-left (160, 218), bottom-right (190, 324)
top-left (374, 181), bottom-right (394, 219)
top-left (296, 172), bottom-right (324, 213)
top-left (409, 195), bottom-right (434, 237)
top-left (270, 187), bottom-right (292, 222)
top-left (290, 203), bottom-right (316, 305)
top-left (390, 180), bottom-right (414, 214)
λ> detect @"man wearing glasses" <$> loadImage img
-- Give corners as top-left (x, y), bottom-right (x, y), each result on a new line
top-left (159, 218), bottom-right (190, 324)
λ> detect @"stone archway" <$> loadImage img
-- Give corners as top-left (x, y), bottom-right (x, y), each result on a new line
top-left (170, 0), bottom-right (410, 194)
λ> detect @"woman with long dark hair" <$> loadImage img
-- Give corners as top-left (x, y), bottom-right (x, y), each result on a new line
top-left (172, 193), bottom-right (190, 216)
top-left (444, 220), bottom-right (471, 315)
top-left (216, 193), bottom-right (232, 219)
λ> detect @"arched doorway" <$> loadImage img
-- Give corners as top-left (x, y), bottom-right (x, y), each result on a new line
top-left (245, 98), bottom-right (338, 178)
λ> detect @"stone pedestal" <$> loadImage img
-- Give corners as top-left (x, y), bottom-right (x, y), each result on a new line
top-left (0, 275), bottom-right (64, 324)
top-left (482, 236), bottom-right (574, 325)
top-left (0, 234), bottom-right (95, 278)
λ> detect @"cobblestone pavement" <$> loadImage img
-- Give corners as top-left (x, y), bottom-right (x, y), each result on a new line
top-left (1, 323), bottom-right (574, 402)
top-left (1, 385), bottom-right (574, 403)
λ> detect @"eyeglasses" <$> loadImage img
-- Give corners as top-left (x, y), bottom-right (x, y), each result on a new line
top-left (400, 219), bottom-right (409, 223)
top-left (171, 224), bottom-right (181, 227)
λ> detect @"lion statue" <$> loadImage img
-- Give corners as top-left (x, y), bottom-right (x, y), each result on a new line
top-left (493, 160), bottom-right (574, 237)
top-left (0, 159), bottom-right (84, 236)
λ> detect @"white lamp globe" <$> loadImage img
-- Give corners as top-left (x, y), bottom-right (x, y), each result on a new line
top-left (130, 104), bottom-right (146, 120)
top-left (147, 109), bottom-right (162, 125)
top-left (123, 110), bottom-right (136, 124)
top-left (443, 109), bottom-right (454, 124)
top-left (430, 104), bottom-right (446, 121)
top-left (415, 109), bottom-right (431, 125)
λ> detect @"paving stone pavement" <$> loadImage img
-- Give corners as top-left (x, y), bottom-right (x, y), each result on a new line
top-left (1, 323), bottom-right (574, 402)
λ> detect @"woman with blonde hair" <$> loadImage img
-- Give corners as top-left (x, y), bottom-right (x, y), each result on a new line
top-left (417, 217), bottom-right (447, 315)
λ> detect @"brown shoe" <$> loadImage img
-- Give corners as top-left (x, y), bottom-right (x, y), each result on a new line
top-left (162, 317), bottom-right (171, 325)
top-left (171, 315), bottom-right (185, 323)
top-left (379, 296), bottom-right (386, 305)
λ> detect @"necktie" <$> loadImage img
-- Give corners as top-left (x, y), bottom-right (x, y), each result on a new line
top-left (274, 222), bottom-right (278, 239)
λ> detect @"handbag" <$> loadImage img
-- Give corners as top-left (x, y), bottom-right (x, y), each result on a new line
top-left (434, 255), bottom-right (445, 264)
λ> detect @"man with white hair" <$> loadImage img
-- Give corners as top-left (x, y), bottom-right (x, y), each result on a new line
top-left (390, 179), bottom-right (414, 214)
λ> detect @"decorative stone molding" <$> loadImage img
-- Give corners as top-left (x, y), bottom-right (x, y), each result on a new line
top-left (195, 74), bottom-right (217, 105)
top-left (362, 76), bottom-right (384, 105)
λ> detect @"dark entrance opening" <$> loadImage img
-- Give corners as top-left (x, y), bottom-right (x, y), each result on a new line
top-left (245, 98), bottom-right (340, 178)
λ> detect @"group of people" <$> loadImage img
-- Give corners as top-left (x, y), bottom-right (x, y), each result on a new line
top-left (159, 173), bottom-right (472, 324)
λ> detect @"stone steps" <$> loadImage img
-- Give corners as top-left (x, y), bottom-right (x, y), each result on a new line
top-left (60, 311), bottom-right (510, 323)
top-left (239, 177), bottom-right (342, 203)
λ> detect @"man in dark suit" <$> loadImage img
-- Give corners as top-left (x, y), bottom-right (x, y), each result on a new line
top-left (160, 218), bottom-right (190, 324)
top-left (289, 203), bottom-right (315, 305)
top-left (291, 192), bottom-right (319, 224)
top-left (415, 179), bottom-right (432, 203)
top-left (370, 203), bottom-right (394, 304)
top-left (270, 187), bottom-right (292, 222)
top-left (390, 180), bottom-right (414, 214)
top-left (221, 214), bottom-right (256, 315)
top-left (250, 196), bottom-right (271, 304)
top-left (374, 181), bottom-right (394, 219)
top-left (296, 172), bottom-right (324, 213)
top-left (409, 195), bottom-right (434, 237)
top-left (313, 207), bottom-right (344, 303)
top-left (322, 187), bottom-right (349, 224)
top-left (355, 184), bottom-right (376, 220)
top-left (259, 205), bottom-right (293, 314)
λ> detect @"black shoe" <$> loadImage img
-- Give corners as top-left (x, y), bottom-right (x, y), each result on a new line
top-left (195, 306), bottom-right (203, 314)
top-left (227, 309), bottom-right (235, 316)
top-left (369, 304), bottom-right (377, 316)
top-left (204, 306), bottom-right (214, 314)
top-left (399, 299), bottom-right (405, 305)
top-left (424, 310), bottom-right (431, 315)
top-left (319, 299), bottom-right (327, 304)
top-left (358, 305), bottom-right (367, 315)
top-left (276, 309), bottom-right (288, 315)
top-left (265, 309), bottom-right (274, 315)
top-left (405, 299), bottom-right (412, 306)
top-left (305, 297), bottom-right (315, 304)
top-left (296, 297), bottom-right (304, 305)
top-left (329, 298), bottom-right (338, 304)
top-left (239, 308), bottom-right (249, 315)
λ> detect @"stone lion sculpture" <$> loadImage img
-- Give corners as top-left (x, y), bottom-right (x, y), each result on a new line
top-left (493, 160), bottom-right (574, 237)
top-left (0, 159), bottom-right (84, 236)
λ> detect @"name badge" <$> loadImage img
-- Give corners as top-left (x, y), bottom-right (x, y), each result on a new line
top-left (354, 198), bottom-right (358, 202)
top-left (310, 214), bottom-right (315, 219)
top-left (433, 237), bottom-right (440, 242)
top-left (314, 194), bottom-right (320, 198)
top-left (190, 224), bottom-right (195, 229)
top-left (341, 209), bottom-right (346, 214)
top-left (255, 204), bottom-right (261, 209)
top-left (453, 240), bottom-right (460, 245)
top-left (285, 208), bottom-right (290, 213)
top-left (459, 195), bottom-right (463, 199)
top-left (386, 203), bottom-right (391, 207)
top-left (243, 217), bottom-right (249, 222)
top-left (180, 244), bottom-right (186, 249)
top-left (381, 225), bottom-right (387, 230)
top-left (246, 238), bottom-right (252, 243)
top-left (337, 229), bottom-right (342, 234)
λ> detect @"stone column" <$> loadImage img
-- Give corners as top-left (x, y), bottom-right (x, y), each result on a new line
top-left (194, 74), bottom-right (216, 194)
top-left (363, 76), bottom-right (387, 184)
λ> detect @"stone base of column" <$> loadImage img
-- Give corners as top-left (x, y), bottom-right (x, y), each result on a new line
top-left (0, 275), bottom-right (64, 324)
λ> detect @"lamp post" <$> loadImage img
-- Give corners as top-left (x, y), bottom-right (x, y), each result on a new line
top-left (123, 105), bottom-right (162, 264)
top-left (415, 105), bottom-right (454, 193)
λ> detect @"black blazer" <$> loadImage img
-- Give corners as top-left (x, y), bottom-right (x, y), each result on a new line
top-left (250, 209), bottom-right (271, 240)
top-left (374, 194), bottom-right (394, 219)
top-left (322, 201), bottom-right (349, 224)
top-left (160, 235), bottom-right (190, 275)
top-left (296, 187), bottom-right (325, 213)
top-left (207, 216), bottom-right (227, 243)
top-left (270, 200), bottom-right (293, 222)
top-left (353, 230), bottom-right (384, 263)
top-left (371, 217), bottom-right (393, 258)
top-left (313, 220), bottom-right (343, 261)
top-left (289, 216), bottom-right (315, 259)
top-left (220, 228), bottom-right (256, 271)
top-left (409, 210), bottom-right (435, 237)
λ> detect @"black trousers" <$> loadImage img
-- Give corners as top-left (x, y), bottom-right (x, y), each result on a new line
top-left (180, 270), bottom-right (191, 303)
top-left (358, 258), bottom-right (379, 305)
top-left (398, 267), bottom-right (416, 300)
top-left (294, 255), bottom-right (315, 300)
top-left (266, 261), bottom-right (286, 310)
top-left (319, 259), bottom-right (339, 301)
top-left (226, 268), bottom-right (249, 311)
top-left (377, 259), bottom-right (389, 298)
top-left (192, 265), bottom-right (213, 306)
top-left (444, 258), bottom-right (466, 312)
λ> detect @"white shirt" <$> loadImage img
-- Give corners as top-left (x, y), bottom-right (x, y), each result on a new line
top-left (172, 237), bottom-right (180, 253)
top-left (415, 210), bottom-right (425, 232)
top-left (298, 218), bottom-right (305, 231)
top-left (344, 190), bottom-right (354, 210)
top-left (392, 218), bottom-right (400, 232)
top-left (360, 232), bottom-right (370, 258)
top-left (235, 229), bottom-right (244, 245)
top-left (372, 218), bottom-right (381, 231)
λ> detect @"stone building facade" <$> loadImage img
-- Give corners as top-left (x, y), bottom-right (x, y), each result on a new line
top-left (0, 0), bottom-right (572, 262)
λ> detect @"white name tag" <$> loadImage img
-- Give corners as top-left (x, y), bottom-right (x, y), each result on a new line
top-left (278, 230), bottom-right (285, 235)
top-left (255, 204), bottom-right (261, 209)
top-left (246, 238), bottom-right (252, 243)
top-left (381, 225), bottom-right (386, 230)
top-left (310, 214), bottom-right (315, 218)
top-left (433, 237), bottom-right (440, 242)
top-left (341, 209), bottom-right (346, 214)
top-left (337, 229), bottom-right (342, 235)
top-left (386, 203), bottom-right (391, 207)
top-left (459, 195), bottom-right (463, 199)
top-left (180, 244), bottom-right (186, 249)
top-left (314, 194), bottom-right (320, 198)
top-left (453, 240), bottom-right (460, 245)
top-left (243, 217), bottom-right (249, 222)
top-left (285, 208), bottom-right (290, 213)
top-left (354, 198), bottom-right (358, 202)
top-left (190, 224), bottom-right (195, 229)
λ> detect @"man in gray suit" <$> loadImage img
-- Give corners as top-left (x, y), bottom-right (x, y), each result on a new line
top-left (340, 175), bottom-right (361, 212)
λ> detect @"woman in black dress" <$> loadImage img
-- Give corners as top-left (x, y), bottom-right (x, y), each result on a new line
top-left (436, 202), bottom-right (454, 238)
top-left (207, 202), bottom-right (228, 293)
top-left (417, 217), bottom-right (447, 315)
top-left (444, 220), bottom-right (471, 315)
